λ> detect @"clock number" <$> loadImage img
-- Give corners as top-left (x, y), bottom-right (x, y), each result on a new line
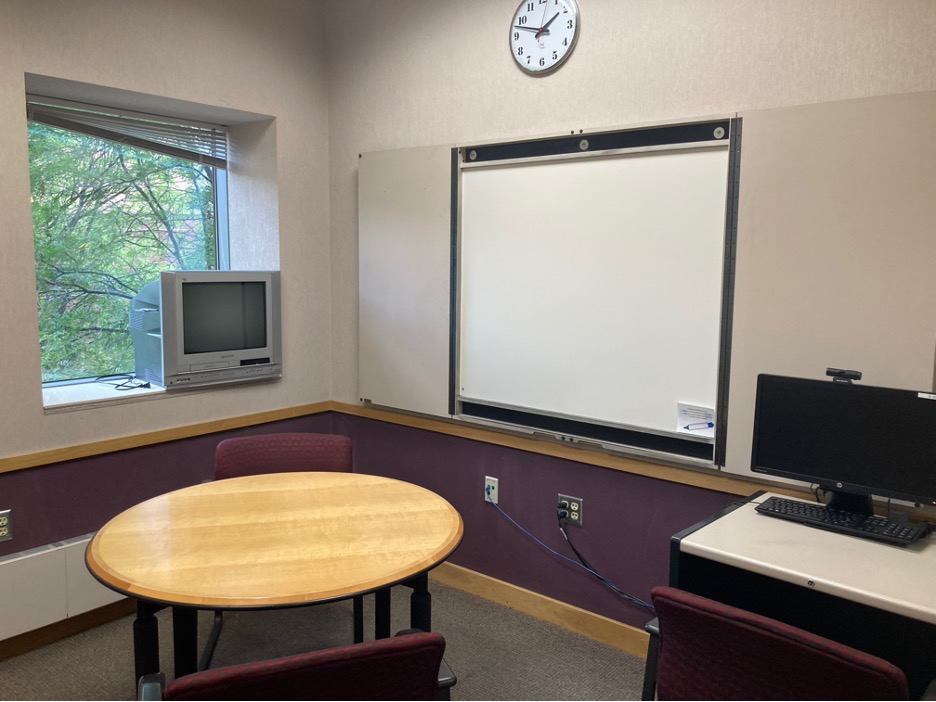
top-left (539, 57), bottom-right (546, 67)
top-left (517, 47), bottom-right (524, 56)
top-left (514, 31), bottom-right (519, 40)
top-left (567, 19), bottom-right (573, 29)
top-left (563, 37), bottom-right (569, 46)
top-left (526, 2), bottom-right (534, 10)
top-left (552, 51), bottom-right (558, 60)
top-left (518, 15), bottom-right (528, 25)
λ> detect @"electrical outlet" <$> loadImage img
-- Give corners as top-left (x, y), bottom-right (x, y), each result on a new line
top-left (484, 476), bottom-right (499, 504)
top-left (0, 509), bottom-right (10, 542)
top-left (558, 494), bottom-right (583, 527)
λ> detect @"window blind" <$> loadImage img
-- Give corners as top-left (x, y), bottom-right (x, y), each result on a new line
top-left (26, 95), bottom-right (227, 169)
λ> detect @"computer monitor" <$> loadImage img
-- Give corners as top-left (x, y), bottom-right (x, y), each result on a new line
top-left (751, 374), bottom-right (936, 514)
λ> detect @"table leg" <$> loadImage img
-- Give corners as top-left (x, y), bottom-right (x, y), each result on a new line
top-left (353, 595), bottom-right (365, 643)
top-left (133, 600), bottom-right (161, 681)
top-left (409, 573), bottom-right (431, 632)
top-left (172, 607), bottom-right (198, 679)
top-left (375, 587), bottom-right (392, 639)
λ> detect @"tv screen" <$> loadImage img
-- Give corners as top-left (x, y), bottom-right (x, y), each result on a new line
top-left (751, 374), bottom-right (936, 507)
top-left (182, 281), bottom-right (267, 354)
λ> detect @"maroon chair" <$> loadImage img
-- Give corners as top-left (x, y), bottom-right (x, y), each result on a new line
top-left (139, 630), bottom-right (448, 701)
top-left (214, 432), bottom-right (353, 480)
top-left (202, 433), bottom-right (361, 671)
top-left (642, 585), bottom-right (910, 700)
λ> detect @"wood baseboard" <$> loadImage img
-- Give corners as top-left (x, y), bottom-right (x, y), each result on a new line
top-left (430, 562), bottom-right (650, 658)
top-left (0, 598), bottom-right (135, 662)
top-left (1, 567), bottom-right (648, 665)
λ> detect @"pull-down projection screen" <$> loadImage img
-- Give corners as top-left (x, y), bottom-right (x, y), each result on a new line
top-left (458, 138), bottom-right (731, 455)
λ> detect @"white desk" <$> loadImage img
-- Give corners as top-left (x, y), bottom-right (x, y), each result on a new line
top-left (671, 491), bottom-right (936, 698)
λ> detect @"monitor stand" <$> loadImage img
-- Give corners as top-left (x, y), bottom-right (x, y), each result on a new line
top-left (826, 490), bottom-right (873, 516)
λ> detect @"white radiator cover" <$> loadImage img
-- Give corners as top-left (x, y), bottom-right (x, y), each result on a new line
top-left (0, 534), bottom-right (124, 640)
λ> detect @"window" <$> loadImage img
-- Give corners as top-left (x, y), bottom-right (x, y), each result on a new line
top-left (26, 96), bottom-right (228, 384)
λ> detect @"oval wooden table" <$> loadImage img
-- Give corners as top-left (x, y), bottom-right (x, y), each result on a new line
top-left (86, 472), bottom-right (463, 680)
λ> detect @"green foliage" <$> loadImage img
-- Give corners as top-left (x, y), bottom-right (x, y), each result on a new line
top-left (29, 123), bottom-right (219, 382)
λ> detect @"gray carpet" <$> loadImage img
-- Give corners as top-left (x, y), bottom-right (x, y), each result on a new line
top-left (0, 582), bottom-right (646, 700)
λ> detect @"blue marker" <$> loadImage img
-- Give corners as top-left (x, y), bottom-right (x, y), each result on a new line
top-left (684, 421), bottom-right (714, 430)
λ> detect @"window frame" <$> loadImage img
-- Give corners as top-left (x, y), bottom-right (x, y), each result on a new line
top-left (27, 95), bottom-right (231, 390)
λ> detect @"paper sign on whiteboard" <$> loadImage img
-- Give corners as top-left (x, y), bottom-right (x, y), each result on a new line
top-left (676, 402), bottom-right (715, 438)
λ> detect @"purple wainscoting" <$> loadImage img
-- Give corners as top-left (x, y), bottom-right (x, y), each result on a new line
top-left (0, 414), bottom-right (334, 559)
top-left (333, 414), bottom-right (737, 630)
top-left (0, 410), bottom-right (737, 631)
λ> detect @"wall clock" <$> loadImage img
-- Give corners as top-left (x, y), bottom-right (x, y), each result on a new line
top-left (510, 0), bottom-right (580, 75)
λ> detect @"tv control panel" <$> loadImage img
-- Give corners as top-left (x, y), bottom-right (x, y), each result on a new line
top-left (165, 363), bottom-right (281, 389)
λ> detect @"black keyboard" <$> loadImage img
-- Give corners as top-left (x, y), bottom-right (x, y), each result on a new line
top-left (755, 496), bottom-right (931, 546)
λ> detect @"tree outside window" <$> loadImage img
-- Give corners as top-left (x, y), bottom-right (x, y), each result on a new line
top-left (28, 122), bottom-right (222, 383)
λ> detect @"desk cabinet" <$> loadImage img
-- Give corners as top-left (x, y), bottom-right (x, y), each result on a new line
top-left (670, 492), bottom-right (936, 699)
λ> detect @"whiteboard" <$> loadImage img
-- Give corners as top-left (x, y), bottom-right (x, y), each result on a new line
top-left (458, 146), bottom-right (730, 436)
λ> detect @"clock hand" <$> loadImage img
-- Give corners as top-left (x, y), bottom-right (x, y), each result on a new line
top-left (514, 25), bottom-right (543, 33)
top-left (535, 12), bottom-right (560, 39)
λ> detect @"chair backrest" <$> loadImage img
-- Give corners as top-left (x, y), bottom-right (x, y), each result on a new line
top-left (214, 432), bottom-right (353, 481)
top-left (163, 631), bottom-right (445, 701)
top-left (649, 585), bottom-right (909, 701)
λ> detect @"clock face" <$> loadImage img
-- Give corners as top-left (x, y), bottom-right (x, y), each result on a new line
top-left (510, 0), bottom-right (580, 75)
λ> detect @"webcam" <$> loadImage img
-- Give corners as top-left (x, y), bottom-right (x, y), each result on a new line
top-left (826, 367), bottom-right (862, 384)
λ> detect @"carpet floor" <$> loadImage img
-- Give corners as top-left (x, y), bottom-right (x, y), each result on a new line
top-left (0, 582), bottom-right (646, 700)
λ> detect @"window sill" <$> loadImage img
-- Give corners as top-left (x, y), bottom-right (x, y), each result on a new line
top-left (42, 381), bottom-right (165, 413)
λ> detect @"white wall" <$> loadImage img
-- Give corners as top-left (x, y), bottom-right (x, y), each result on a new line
top-left (0, 0), bottom-right (331, 457)
top-left (5, 0), bottom-right (936, 463)
top-left (325, 0), bottom-right (936, 457)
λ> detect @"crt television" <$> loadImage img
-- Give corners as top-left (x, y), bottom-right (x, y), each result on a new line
top-left (751, 373), bottom-right (936, 514)
top-left (129, 270), bottom-right (282, 390)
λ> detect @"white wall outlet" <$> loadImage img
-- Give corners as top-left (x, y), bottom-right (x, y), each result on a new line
top-left (484, 476), bottom-right (499, 504)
